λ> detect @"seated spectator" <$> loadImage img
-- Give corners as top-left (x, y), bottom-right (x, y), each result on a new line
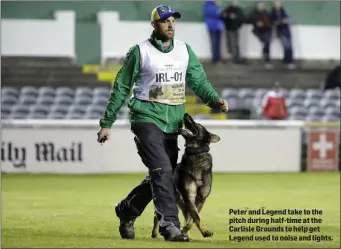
top-left (221, 0), bottom-right (245, 64)
top-left (249, 1), bottom-right (273, 69)
top-left (203, 0), bottom-right (225, 64)
top-left (262, 82), bottom-right (288, 120)
top-left (270, 0), bottom-right (296, 69)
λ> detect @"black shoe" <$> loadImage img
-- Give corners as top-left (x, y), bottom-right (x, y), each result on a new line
top-left (115, 204), bottom-right (135, 239)
top-left (165, 232), bottom-right (190, 242)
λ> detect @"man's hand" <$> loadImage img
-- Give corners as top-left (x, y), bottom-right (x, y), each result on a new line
top-left (97, 128), bottom-right (110, 145)
top-left (217, 99), bottom-right (228, 113)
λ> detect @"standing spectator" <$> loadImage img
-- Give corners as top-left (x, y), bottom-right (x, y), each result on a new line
top-left (249, 1), bottom-right (273, 69)
top-left (270, 0), bottom-right (296, 69)
top-left (203, 0), bottom-right (224, 64)
top-left (262, 82), bottom-right (288, 120)
top-left (221, 0), bottom-right (245, 64)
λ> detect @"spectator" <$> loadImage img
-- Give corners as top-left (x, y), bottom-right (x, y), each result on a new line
top-left (249, 1), bottom-right (273, 69)
top-left (203, 0), bottom-right (225, 64)
top-left (270, 0), bottom-right (295, 69)
top-left (221, 0), bottom-right (245, 64)
top-left (261, 82), bottom-right (288, 120)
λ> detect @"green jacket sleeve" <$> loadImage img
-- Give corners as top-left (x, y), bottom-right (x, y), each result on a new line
top-left (185, 44), bottom-right (221, 106)
top-left (99, 45), bottom-right (140, 128)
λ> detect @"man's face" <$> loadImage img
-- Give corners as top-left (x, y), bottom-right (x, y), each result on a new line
top-left (153, 16), bottom-right (176, 41)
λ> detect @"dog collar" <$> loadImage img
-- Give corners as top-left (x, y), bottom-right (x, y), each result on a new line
top-left (185, 145), bottom-right (210, 156)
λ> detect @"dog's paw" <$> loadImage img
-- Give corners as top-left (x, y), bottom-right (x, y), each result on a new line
top-left (151, 232), bottom-right (158, 238)
top-left (202, 231), bottom-right (214, 238)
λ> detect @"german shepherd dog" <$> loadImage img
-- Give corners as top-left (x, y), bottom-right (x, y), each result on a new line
top-left (151, 113), bottom-right (221, 239)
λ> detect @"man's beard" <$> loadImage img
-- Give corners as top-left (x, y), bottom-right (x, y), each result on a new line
top-left (155, 30), bottom-right (174, 42)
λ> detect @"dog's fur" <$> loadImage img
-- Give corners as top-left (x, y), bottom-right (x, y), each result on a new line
top-left (151, 113), bottom-right (220, 239)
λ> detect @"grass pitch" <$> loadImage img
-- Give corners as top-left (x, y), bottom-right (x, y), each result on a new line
top-left (2, 172), bottom-right (340, 248)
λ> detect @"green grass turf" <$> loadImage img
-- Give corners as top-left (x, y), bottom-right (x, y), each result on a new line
top-left (1, 172), bottom-right (340, 248)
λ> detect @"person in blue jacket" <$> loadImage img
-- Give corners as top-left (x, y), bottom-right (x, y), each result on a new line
top-left (270, 0), bottom-right (295, 69)
top-left (203, 0), bottom-right (225, 64)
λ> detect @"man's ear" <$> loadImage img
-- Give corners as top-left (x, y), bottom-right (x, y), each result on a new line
top-left (151, 21), bottom-right (156, 29)
top-left (210, 133), bottom-right (221, 143)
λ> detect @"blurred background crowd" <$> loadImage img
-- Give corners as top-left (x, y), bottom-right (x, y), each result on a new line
top-left (1, 0), bottom-right (340, 122)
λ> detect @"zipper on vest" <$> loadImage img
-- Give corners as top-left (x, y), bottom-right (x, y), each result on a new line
top-left (164, 105), bottom-right (169, 132)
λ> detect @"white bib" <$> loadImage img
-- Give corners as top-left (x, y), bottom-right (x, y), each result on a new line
top-left (132, 39), bottom-right (189, 105)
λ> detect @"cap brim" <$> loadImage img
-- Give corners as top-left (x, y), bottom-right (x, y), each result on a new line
top-left (172, 12), bottom-right (181, 19)
top-left (160, 11), bottom-right (181, 20)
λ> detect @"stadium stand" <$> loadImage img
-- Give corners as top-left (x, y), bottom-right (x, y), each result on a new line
top-left (1, 57), bottom-right (109, 88)
top-left (101, 59), bottom-right (332, 89)
top-left (2, 55), bottom-right (339, 121)
top-left (1, 85), bottom-right (340, 121)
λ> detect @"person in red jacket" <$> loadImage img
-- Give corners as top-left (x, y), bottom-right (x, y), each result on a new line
top-left (261, 82), bottom-right (288, 120)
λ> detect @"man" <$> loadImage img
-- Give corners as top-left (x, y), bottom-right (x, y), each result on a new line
top-left (203, 0), bottom-right (225, 64)
top-left (97, 5), bottom-right (228, 242)
top-left (249, 1), bottom-right (273, 69)
top-left (262, 82), bottom-right (287, 120)
top-left (270, 0), bottom-right (295, 69)
top-left (221, 0), bottom-right (245, 64)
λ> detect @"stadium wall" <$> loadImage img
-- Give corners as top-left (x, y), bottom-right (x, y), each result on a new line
top-left (2, 1), bottom-right (340, 26)
top-left (1, 1), bottom-right (340, 64)
top-left (1, 11), bottom-right (76, 58)
top-left (2, 12), bottom-right (340, 63)
top-left (98, 11), bottom-right (340, 63)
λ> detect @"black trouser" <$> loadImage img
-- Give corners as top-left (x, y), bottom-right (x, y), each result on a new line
top-left (116, 123), bottom-right (180, 237)
top-left (277, 32), bottom-right (293, 64)
top-left (226, 30), bottom-right (241, 61)
top-left (208, 30), bottom-right (222, 63)
top-left (254, 31), bottom-right (272, 63)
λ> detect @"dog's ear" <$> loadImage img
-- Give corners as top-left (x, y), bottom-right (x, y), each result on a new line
top-left (210, 133), bottom-right (220, 143)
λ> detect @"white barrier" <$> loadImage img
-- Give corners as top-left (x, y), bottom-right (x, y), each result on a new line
top-left (1, 11), bottom-right (76, 58)
top-left (97, 11), bottom-right (341, 63)
top-left (1, 119), bottom-right (304, 174)
top-left (1, 11), bottom-right (339, 61)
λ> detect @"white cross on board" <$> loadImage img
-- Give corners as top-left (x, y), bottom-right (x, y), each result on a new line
top-left (312, 134), bottom-right (334, 159)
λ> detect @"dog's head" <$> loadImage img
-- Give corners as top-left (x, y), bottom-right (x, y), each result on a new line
top-left (179, 113), bottom-right (220, 148)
